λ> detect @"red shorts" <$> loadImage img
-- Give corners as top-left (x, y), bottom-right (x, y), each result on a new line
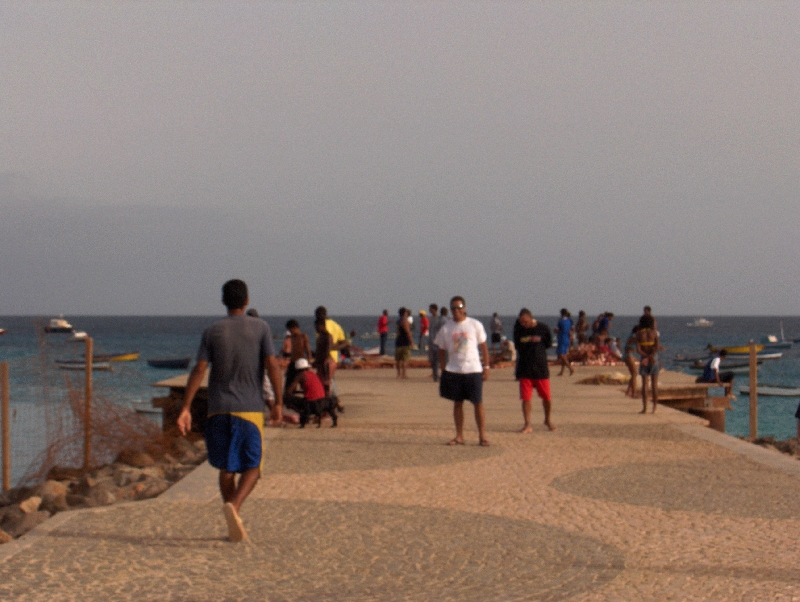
top-left (519, 378), bottom-right (551, 402)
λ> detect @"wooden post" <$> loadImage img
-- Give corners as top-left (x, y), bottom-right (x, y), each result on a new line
top-left (1, 362), bottom-right (10, 492)
top-left (83, 337), bottom-right (93, 471)
top-left (749, 340), bottom-right (758, 439)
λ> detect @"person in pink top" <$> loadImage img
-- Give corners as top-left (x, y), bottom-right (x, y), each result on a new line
top-left (377, 309), bottom-right (389, 356)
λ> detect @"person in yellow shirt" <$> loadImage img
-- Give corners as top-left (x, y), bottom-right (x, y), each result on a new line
top-left (315, 306), bottom-right (346, 411)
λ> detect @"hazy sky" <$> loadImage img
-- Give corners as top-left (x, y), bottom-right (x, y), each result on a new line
top-left (1, 2), bottom-right (798, 316)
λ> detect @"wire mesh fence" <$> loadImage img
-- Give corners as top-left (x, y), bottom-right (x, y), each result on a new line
top-left (2, 334), bottom-right (171, 490)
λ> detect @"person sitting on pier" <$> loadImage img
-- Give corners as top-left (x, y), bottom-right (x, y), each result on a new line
top-left (697, 349), bottom-right (735, 396)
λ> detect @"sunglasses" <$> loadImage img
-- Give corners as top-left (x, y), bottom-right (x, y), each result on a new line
top-left (450, 304), bottom-right (465, 310)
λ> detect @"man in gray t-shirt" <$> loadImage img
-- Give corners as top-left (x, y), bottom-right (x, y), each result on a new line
top-left (179, 279), bottom-right (282, 542)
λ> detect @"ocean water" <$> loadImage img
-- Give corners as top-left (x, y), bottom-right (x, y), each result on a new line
top-left (1, 314), bottom-right (799, 485)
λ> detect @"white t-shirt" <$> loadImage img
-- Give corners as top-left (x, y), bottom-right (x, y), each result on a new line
top-left (710, 357), bottom-right (721, 372)
top-left (433, 317), bottom-right (487, 374)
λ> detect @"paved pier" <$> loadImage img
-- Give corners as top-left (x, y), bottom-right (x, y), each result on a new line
top-left (2, 366), bottom-right (800, 600)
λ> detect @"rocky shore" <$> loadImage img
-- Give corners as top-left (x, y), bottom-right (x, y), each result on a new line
top-left (749, 436), bottom-right (800, 460)
top-left (0, 436), bottom-right (207, 543)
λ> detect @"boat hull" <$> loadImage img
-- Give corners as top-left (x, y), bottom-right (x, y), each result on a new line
top-left (147, 357), bottom-right (191, 369)
top-left (739, 385), bottom-right (800, 397)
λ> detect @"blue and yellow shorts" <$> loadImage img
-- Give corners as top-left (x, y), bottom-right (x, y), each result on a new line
top-left (205, 412), bottom-right (264, 473)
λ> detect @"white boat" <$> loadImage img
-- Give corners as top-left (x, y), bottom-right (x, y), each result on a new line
top-left (57, 360), bottom-right (113, 371)
top-left (762, 323), bottom-right (792, 349)
top-left (44, 315), bottom-right (74, 333)
top-left (0, 328), bottom-right (5, 335)
top-left (687, 318), bottom-right (713, 328)
top-left (739, 384), bottom-right (800, 397)
top-left (68, 331), bottom-right (88, 342)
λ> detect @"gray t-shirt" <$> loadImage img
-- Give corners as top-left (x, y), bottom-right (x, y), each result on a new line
top-left (197, 315), bottom-right (275, 414)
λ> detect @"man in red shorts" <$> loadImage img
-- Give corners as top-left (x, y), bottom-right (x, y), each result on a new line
top-left (513, 308), bottom-right (555, 432)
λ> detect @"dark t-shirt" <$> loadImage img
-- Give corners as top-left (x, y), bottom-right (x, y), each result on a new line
top-left (197, 315), bottom-right (275, 414)
top-left (514, 322), bottom-right (552, 380)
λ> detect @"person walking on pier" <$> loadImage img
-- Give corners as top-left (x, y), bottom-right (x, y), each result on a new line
top-left (514, 308), bottom-right (555, 432)
top-left (178, 279), bottom-right (283, 542)
top-left (434, 296), bottom-right (491, 446)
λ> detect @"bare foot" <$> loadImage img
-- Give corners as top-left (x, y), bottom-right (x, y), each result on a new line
top-left (519, 425), bottom-right (533, 433)
top-left (639, 409), bottom-right (647, 414)
top-left (479, 439), bottom-right (491, 446)
top-left (446, 438), bottom-right (465, 446)
top-left (544, 421), bottom-right (556, 431)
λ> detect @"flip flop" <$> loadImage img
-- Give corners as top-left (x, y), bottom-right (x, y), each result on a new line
top-left (446, 438), bottom-right (465, 446)
top-left (223, 502), bottom-right (248, 542)
top-left (479, 439), bottom-right (491, 447)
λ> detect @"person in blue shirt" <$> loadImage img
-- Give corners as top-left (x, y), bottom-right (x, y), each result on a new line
top-left (554, 308), bottom-right (574, 376)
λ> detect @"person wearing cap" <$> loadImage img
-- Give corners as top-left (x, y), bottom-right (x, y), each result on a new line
top-left (178, 279), bottom-right (282, 543)
top-left (433, 296), bottom-right (491, 446)
top-left (287, 358), bottom-right (327, 405)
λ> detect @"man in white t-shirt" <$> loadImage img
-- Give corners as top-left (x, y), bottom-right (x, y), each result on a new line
top-left (433, 296), bottom-right (491, 447)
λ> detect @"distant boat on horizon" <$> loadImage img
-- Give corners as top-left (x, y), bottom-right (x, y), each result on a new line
top-left (44, 315), bottom-right (74, 333)
top-left (687, 318), bottom-right (714, 328)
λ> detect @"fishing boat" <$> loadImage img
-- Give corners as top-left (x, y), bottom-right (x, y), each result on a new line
top-left (687, 318), bottom-right (713, 328)
top-left (147, 357), bottom-right (191, 369)
top-left (56, 360), bottom-right (113, 371)
top-left (707, 343), bottom-right (764, 355)
top-left (762, 323), bottom-right (792, 349)
top-left (93, 351), bottom-right (141, 362)
top-left (44, 315), bottom-right (74, 333)
top-left (725, 351), bottom-right (782, 361)
top-left (68, 331), bottom-right (88, 342)
top-left (687, 360), bottom-right (761, 374)
top-left (739, 384), bottom-right (800, 397)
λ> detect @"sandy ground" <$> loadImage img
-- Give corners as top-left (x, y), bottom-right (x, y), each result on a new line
top-left (1, 365), bottom-right (799, 601)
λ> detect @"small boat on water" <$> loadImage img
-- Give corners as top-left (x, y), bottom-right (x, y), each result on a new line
top-left (739, 384), bottom-right (800, 397)
top-left (687, 318), bottom-right (713, 328)
top-left (68, 331), bottom-right (88, 342)
top-left (687, 360), bottom-right (761, 374)
top-left (92, 351), bottom-right (141, 362)
top-left (762, 324), bottom-right (792, 349)
top-left (707, 343), bottom-right (764, 355)
top-left (131, 401), bottom-right (163, 416)
top-left (147, 357), bottom-right (191, 369)
top-left (56, 360), bottom-right (113, 371)
top-left (0, 328), bottom-right (5, 335)
top-left (44, 315), bottom-right (74, 333)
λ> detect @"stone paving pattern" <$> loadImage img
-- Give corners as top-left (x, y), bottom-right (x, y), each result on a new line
top-left (1, 366), bottom-right (800, 600)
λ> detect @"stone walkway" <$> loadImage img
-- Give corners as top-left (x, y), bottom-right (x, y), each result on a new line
top-left (2, 366), bottom-right (800, 600)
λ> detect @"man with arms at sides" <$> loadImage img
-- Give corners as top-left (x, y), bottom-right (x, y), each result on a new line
top-left (514, 308), bottom-right (555, 432)
top-left (178, 279), bottom-right (283, 542)
top-left (636, 313), bottom-right (660, 413)
top-left (395, 307), bottom-right (413, 379)
top-left (434, 296), bottom-right (491, 446)
top-left (377, 309), bottom-right (389, 356)
top-left (554, 308), bottom-right (574, 376)
top-left (427, 304), bottom-right (444, 382)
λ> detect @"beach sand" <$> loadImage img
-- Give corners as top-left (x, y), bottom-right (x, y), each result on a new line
top-left (2, 365), bottom-right (800, 600)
